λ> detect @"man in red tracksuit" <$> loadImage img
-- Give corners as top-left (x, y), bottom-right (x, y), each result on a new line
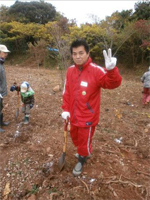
top-left (61, 39), bottom-right (122, 176)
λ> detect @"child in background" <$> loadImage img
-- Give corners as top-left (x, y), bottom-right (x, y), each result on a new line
top-left (10, 81), bottom-right (35, 124)
top-left (141, 67), bottom-right (150, 107)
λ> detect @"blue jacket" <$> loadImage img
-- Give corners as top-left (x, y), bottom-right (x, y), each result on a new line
top-left (141, 70), bottom-right (150, 88)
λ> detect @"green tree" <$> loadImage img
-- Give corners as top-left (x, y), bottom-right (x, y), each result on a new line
top-left (134, 1), bottom-right (150, 20)
top-left (112, 10), bottom-right (133, 30)
top-left (0, 5), bottom-right (11, 22)
top-left (0, 21), bottom-right (42, 52)
top-left (8, 0), bottom-right (56, 24)
top-left (135, 19), bottom-right (150, 63)
top-left (114, 19), bottom-right (150, 67)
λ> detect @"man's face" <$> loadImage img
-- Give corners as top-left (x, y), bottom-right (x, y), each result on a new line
top-left (72, 46), bottom-right (89, 66)
top-left (0, 52), bottom-right (8, 59)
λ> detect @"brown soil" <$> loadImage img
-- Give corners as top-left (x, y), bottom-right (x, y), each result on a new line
top-left (0, 65), bottom-right (150, 200)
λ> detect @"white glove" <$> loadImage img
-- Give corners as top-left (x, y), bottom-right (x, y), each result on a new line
top-left (0, 94), bottom-right (3, 99)
top-left (103, 48), bottom-right (117, 70)
top-left (61, 111), bottom-right (70, 120)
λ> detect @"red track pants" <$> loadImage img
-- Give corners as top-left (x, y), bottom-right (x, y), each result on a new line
top-left (142, 88), bottom-right (150, 105)
top-left (70, 124), bottom-right (95, 156)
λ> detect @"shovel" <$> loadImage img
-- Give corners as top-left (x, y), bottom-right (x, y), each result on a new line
top-left (15, 90), bottom-right (20, 120)
top-left (58, 118), bottom-right (69, 171)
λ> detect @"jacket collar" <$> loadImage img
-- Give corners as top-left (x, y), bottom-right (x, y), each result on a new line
top-left (0, 58), bottom-right (5, 64)
top-left (75, 57), bottom-right (92, 71)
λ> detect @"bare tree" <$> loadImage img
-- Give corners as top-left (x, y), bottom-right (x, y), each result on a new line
top-left (47, 22), bottom-right (71, 87)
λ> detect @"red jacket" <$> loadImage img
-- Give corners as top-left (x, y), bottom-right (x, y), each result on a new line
top-left (62, 57), bottom-right (122, 127)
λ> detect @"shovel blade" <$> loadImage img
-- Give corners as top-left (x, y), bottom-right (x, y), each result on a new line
top-left (58, 152), bottom-right (66, 171)
top-left (15, 109), bottom-right (19, 120)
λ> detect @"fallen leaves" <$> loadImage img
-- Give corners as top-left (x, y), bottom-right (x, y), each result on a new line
top-left (3, 182), bottom-right (11, 200)
top-left (115, 109), bottom-right (122, 119)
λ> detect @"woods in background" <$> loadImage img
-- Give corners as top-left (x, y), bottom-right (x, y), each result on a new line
top-left (0, 0), bottom-right (149, 69)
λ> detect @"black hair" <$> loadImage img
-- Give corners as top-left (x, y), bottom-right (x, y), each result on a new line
top-left (70, 39), bottom-right (89, 54)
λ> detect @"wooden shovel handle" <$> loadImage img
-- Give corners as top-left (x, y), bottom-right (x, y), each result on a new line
top-left (17, 90), bottom-right (20, 108)
top-left (64, 116), bottom-right (70, 131)
top-left (63, 117), bottom-right (70, 153)
top-left (63, 130), bottom-right (67, 153)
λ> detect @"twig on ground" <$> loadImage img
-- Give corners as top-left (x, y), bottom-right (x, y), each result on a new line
top-left (103, 175), bottom-right (149, 200)
top-left (101, 150), bottom-right (120, 155)
top-left (49, 192), bottom-right (59, 200)
top-left (136, 170), bottom-right (150, 177)
top-left (108, 185), bottom-right (118, 198)
top-left (72, 186), bottom-right (82, 190)
top-left (134, 136), bottom-right (148, 147)
top-left (79, 178), bottom-right (90, 193)
top-left (105, 177), bottom-right (143, 188)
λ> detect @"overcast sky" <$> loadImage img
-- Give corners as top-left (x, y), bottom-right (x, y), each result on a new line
top-left (0, 0), bottom-right (138, 26)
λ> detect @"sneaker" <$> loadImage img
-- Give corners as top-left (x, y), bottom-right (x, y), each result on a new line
top-left (24, 121), bottom-right (29, 125)
top-left (2, 121), bottom-right (10, 126)
top-left (24, 117), bottom-right (29, 125)
top-left (74, 153), bottom-right (91, 159)
top-left (0, 127), bottom-right (5, 133)
top-left (73, 155), bottom-right (87, 176)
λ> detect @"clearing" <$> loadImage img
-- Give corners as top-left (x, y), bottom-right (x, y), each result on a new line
top-left (0, 64), bottom-right (150, 200)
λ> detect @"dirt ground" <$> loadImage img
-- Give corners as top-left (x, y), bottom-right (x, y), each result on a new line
top-left (0, 64), bottom-right (150, 200)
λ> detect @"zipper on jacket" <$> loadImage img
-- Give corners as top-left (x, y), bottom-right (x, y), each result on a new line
top-left (86, 102), bottom-right (94, 113)
top-left (73, 70), bottom-right (82, 123)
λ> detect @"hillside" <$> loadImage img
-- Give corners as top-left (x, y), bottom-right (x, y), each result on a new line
top-left (0, 65), bottom-right (150, 200)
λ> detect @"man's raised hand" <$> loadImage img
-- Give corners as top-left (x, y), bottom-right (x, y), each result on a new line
top-left (103, 48), bottom-right (117, 70)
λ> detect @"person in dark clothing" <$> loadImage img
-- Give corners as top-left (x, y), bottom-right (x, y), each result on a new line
top-left (10, 81), bottom-right (35, 124)
top-left (0, 44), bottom-right (10, 133)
